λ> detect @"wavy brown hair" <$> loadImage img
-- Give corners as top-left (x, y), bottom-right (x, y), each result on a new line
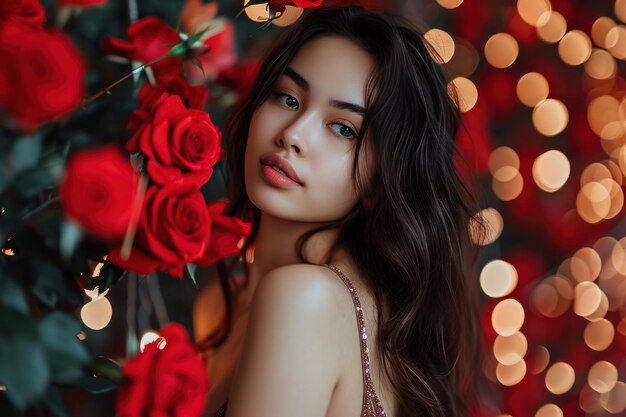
top-left (199, 6), bottom-right (487, 417)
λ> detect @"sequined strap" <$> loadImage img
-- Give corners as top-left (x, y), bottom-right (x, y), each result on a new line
top-left (324, 264), bottom-right (386, 417)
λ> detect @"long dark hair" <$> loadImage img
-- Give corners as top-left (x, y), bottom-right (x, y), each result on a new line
top-left (200, 6), bottom-right (487, 417)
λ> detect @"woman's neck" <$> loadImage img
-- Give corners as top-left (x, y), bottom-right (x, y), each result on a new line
top-left (249, 212), bottom-right (339, 280)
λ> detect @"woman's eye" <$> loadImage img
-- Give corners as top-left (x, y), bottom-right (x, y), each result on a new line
top-left (330, 123), bottom-right (356, 139)
top-left (275, 93), bottom-right (299, 110)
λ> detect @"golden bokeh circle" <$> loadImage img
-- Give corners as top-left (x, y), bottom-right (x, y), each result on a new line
top-left (496, 359), bottom-right (527, 386)
top-left (616, 0), bottom-right (626, 24)
top-left (584, 318), bottom-right (615, 351)
top-left (436, 0), bottom-right (464, 9)
top-left (528, 345), bottom-right (550, 375)
top-left (584, 49), bottom-right (617, 79)
top-left (517, 72), bottom-right (550, 107)
top-left (607, 26), bottom-right (626, 60)
top-left (492, 298), bottom-right (525, 336)
top-left (571, 247), bottom-right (602, 282)
top-left (489, 147), bottom-right (520, 174)
top-left (591, 17), bottom-right (617, 48)
top-left (574, 281), bottom-right (603, 317)
top-left (517, 0), bottom-right (552, 27)
top-left (80, 297), bottom-right (113, 331)
top-left (580, 384), bottom-right (604, 413)
top-left (532, 98), bottom-right (569, 136)
top-left (425, 28), bottom-right (456, 64)
top-left (449, 77), bottom-right (478, 112)
top-left (493, 331), bottom-right (528, 365)
top-left (492, 169), bottom-right (524, 201)
top-left (545, 362), bottom-right (576, 394)
top-left (480, 259), bottom-right (518, 298)
top-left (535, 404), bottom-right (563, 417)
top-left (576, 181), bottom-right (612, 223)
top-left (588, 361), bottom-right (618, 393)
top-left (532, 150), bottom-right (570, 192)
top-left (537, 11), bottom-right (567, 43)
top-left (470, 208), bottom-right (504, 246)
top-left (558, 30), bottom-right (593, 65)
top-left (587, 95), bottom-right (620, 137)
top-left (600, 381), bottom-right (626, 414)
top-left (485, 33), bottom-right (519, 68)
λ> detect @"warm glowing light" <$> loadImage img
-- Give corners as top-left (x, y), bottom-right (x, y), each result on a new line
top-left (531, 276), bottom-right (572, 318)
top-left (588, 95), bottom-right (620, 136)
top-left (80, 289), bottom-right (113, 331)
top-left (484, 33), bottom-right (519, 68)
top-left (580, 384), bottom-right (604, 414)
top-left (492, 169), bottom-right (524, 201)
top-left (528, 345), bottom-right (550, 374)
top-left (446, 38), bottom-right (480, 77)
top-left (517, 0), bottom-right (552, 27)
top-left (449, 77), bottom-right (478, 112)
top-left (271, 6), bottom-right (303, 27)
top-left (493, 331), bottom-right (527, 365)
top-left (607, 26), bottom-right (626, 60)
top-left (584, 318), bottom-right (615, 351)
top-left (537, 11), bottom-right (567, 43)
top-left (532, 99), bottom-right (569, 136)
top-left (581, 162), bottom-right (614, 186)
top-left (545, 362), bottom-right (575, 394)
top-left (532, 150), bottom-right (570, 192)
top-left (140, 331), bottom-right (161, 352)
top-left (424, 29), bottom-right (455, 64)
top-left (436, 0), bottom-right (464, 9)
top-left (592, 17), bottom-right (618, 48)
top-left (470, 208), bottom-right (503, 246)
top-left (496, 359), bottom-right (527, 386)
top-left (576, 182), bottom-right (612, 223)
top-left (535, 404), bottom-right (563, 417)
top-left (600, 381), bottom-right (626, 414)
top-left (480, 259), bottom-right (518, 297)
top-left (571, 247), bottom-right (602, 282)
top-left (558, 30), bottom-right (593, 65)
top-left (616, 0), bottom-right (626, 24)
top-left (600, 178), bottom-right (624, 219)
top-left (574, 281), bottom-right (603, 317)
top-left (585, 49), bottom-right (617, 79)
top-left (517, 72), bottom-right (549, 107)
top-left (77, 331), bottom-right (87, 341)
top-left (489, 147), bottom-right (520, 174)
top-left (493, 165), bottom-right (519, 183)
top-left (492, 298), bottom-right (525, 336)
top-left (1, 248), bottom-right (15, 256)
top-left (243, 0), bottom-right (302, 26)
top-left (588, 361), bottom-right (618, 393)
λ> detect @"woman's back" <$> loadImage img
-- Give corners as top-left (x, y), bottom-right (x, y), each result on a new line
top-left (194, 262), bottom-right (397, 417)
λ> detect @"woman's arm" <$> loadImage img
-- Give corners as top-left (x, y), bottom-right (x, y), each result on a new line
top-left (225, 264), bottom-right (343, 417)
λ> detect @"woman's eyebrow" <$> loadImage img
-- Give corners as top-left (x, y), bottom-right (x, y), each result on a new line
top-left (283, 67), bottom-right (365, 115)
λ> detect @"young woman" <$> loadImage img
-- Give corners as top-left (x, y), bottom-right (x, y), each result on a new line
top-left (193, 6), bottom-right (486, 417)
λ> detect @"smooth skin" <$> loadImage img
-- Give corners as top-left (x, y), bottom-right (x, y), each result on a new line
top-left (194, 35), bottom-right (396, 417)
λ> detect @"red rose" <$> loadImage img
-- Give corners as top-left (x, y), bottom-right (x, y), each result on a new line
top-left (183, 19), bottom-right (236, 84)
top-left (196, 200), bottom-right (252, 266)
top-left (216, 59), bottom-right (260, 101)
top-left (58, 0), bottom-right (107, 7)
top-left (116, 323), bottom-right (209, 417)
top-left (108, 184), bottom-right (211, 278)
top-left (102, 17), bottom-right (182, 82)
top-left (126, 94), bottom-right (221, 188)
top-left (127, 77), bottom-right (209, 131)
top-left (0, 0), bottom-right (46, 28)
top-left (0, 22), bottom-right (86, 133)
top-left (60, 145), bottom-right (139, 241)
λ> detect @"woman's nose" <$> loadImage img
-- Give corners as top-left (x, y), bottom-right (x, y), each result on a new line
top-left (275, 113), bottom-right (315, 155)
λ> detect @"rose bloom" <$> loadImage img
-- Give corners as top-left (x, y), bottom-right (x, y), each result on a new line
top-left (108, 184), bottom-right (211, 278)
top-left (60, 145), bottom-right (138, 241)
top-left (116, 323), bottom-right (209, 417)
top-left (127, 77), bottom-right (209, 131)
top-left (196, 200), bottom-right (252, 266)
top-left (216, 59), bottom-right (260, 102)
top-left (126, 94), bottom-right (221, 188)
top-left (0, 22), bottom-right (86, 132)
top-left (0, 0), bottom-right (46, 28)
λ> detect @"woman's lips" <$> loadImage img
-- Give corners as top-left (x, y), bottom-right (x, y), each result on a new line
top-left (259, 154), bottom-right (303, 185)
top-left (260, 164), bottom-right (302, 189)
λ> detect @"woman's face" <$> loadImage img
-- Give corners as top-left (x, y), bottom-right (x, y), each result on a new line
top-left (244, 35), bottom-right (375, 223)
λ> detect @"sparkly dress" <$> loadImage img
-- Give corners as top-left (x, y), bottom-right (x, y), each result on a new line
top-left (211, 264), bottom-right (387, 417)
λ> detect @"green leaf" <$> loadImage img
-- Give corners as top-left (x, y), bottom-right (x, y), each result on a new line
top-left (38, 312), bottom-right (91, 385)
top-left (10, 135), bottom-right (42, 173)
top-left (89, 356), bottom-right (124, 386)
top-left (31, 263), bottom-right (64, 308)
top-left (0, 309), bottom-right (50, 410)
top-left (0, 273), bottom-right (28, 313)
top-left (186, 263), bottom-right (198, 289)
top-left (43, 386), bottom-right (69, 417)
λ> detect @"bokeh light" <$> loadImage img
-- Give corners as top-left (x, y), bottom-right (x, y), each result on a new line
top-left (532, 98), bottom-right (569, 136)
top-left (484, 33), bottom-right (519, 68)
top-left (493, 331), bottom-right (527, 365)
top-left (584, 49), bottom-right (617, 79)
top-left (492, 298), bottom-right (525, 336)
top-left (517, 0), bottom-right (551, 27)
top-left (558, 30), bottom-right (593, 65)
top-left (470, 208), bottom-right (503, 246)
top-left (528, 345), bottom-right (550, 374)
top-left (496, 359), bottom-right (527, 386)
top-left (537, 11), bottom-right (567, 43)
top-left (535, 404), bottom-right (563, 417)
top-left (436, 0), bottom-right (464, 9)
top-left (532, 150), bottom-right (570, 192)
top-left (517, 72), bottom-right (550, 107)
top-left (449, 77), bottom-right (478, 112)
top-left (587, 361), bottom-right (618, 393)
top-left (545, 362), bottom-right (575, 394)
top-left (592, 17), bottom-right (617, 48)
top-left (600, 381), bottom-right (626, 414)
top-left (480, 259), bottom-right (518, 297)
top-left (425, 28), bottom-right (455, 63)
top-left (584, 318), bottom-right (615, 351)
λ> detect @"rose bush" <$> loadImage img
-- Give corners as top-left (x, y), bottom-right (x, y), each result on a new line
top-left (197, 200), bottom-right (252, 266)
top-left (60, 145), bottom-right (139, 241)
top-left (127, 77), bottom-right (209, 131)
top-left (0, 21), bottom-right (86, 132)
top-left (108, 183), bottom-right (212, 278)
top-left (116, 323), bottom-right (209, 417)
top-left (126, 94), bottom-right (221, 188)
top-left (58, 0), bottom-right (107, 7)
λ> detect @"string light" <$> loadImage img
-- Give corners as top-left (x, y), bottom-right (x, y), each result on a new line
top-left (80, 287), bottom-right (113, 331)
